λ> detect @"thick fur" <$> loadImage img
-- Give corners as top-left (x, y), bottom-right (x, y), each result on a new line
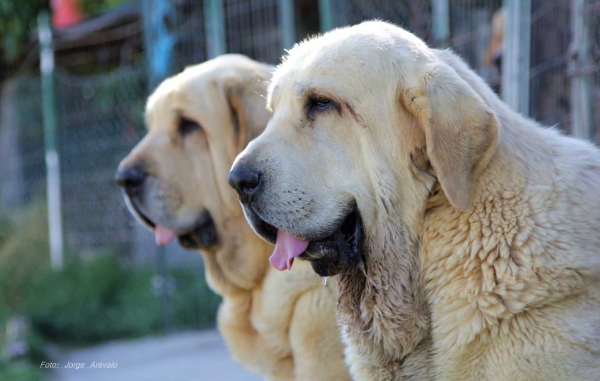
top-left (117, 55), bottom-right (350, 381)
top-left (232, 22), bottom-right (600, 380)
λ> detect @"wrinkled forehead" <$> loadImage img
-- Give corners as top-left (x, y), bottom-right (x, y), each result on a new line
top-left (267, 31), bottom-right (429, 110)
top-left (269, 54), bottom-right (374, 110)
top-left (145, 79), bottom-right (206, 132)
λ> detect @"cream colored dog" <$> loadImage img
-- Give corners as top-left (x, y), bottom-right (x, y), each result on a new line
top-left (229, 22), bottom-right (600, 380)
top-left (115, 55), bottom-right (350, 381)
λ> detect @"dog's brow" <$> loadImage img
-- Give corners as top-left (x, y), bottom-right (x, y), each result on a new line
top-left (268, 82), bottom-right (308, 111)
top-left (294, 83), bottom-right (307, 97)
top-left (302, 86), bottom-right (340, 104)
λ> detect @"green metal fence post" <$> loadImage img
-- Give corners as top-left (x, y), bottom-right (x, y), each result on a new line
top-left (432, 0), bottom-right (450, 48)
top-left (502, 0), bottom-right (531, 115)
top-left (279, 0), bottom-right (296, 51)
top-left (319, 0), bottom-right (333, 33)
top-left (38, 11), bottom-right (64, 271)
top-left (204, 0), bottom-right (226, 58)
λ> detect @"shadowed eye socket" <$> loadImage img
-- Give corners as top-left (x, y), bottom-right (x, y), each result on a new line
top-left (179, 117), bottom-right (201, 136)
top-left (306, 96), bottom-right (336, 120)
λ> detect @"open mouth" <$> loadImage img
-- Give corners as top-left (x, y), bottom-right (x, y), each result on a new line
top-left (243, 205), bottom-right (364, 277)
top-left (123, 195), bottom-right (218, 250)
top-left (177, 215), bottom-right (218, 250)
top-left (301, 209), bottom-right (363, 276)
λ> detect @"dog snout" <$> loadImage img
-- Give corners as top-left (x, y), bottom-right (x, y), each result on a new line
top-left (115, 165), bottom-right (146, 194)
top-left (228, 163), bottom-right (261, 204)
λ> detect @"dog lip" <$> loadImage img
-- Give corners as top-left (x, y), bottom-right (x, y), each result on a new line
top-left (248, 206), bottom-right (343, 243)
top-left (245, 202), bottom-right (359, 243)
top-left (244, 202), bottom-right (362, 276)
top-left (242, 205), bottom-right (277, 244)
top-left (122, 192), bottom-right (156, 230)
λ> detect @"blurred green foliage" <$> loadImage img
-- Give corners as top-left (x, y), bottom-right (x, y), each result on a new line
top-left (26, 254), bottom-right (161, 343)
top-left (0, 359), bottom-right (46, 381)
top-left (0, 203), bottom-right (51, 323)
top-left (0, 0), bottom-right (47, 61)
top-left (79, 0), bottom-right (131, 17)
top-left (0, 328), bottom-right (48, 381)
top-left (169, 269), bottom-right (221, 329)
top-left (0, 203), bottom-right (221, 345)
top-left (0, 201), bottom-right (220, 380)
top-left (0, 203), bottom-right (160, 343)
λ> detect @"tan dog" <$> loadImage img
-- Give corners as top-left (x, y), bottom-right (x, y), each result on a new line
top-left (115, 55), bottom-right (350, 381)
top-left (229, 22), bottom-right (600, 380)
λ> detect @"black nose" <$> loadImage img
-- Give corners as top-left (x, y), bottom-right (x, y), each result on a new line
top-left (228, 163), bottom-right (261, 204)
top-left (115, 166), bottom-right (146, 194)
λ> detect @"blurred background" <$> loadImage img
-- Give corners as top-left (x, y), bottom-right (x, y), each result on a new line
top-left (0, 0), bottom-right (598, 380)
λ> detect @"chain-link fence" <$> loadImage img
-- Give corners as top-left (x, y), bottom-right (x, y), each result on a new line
top-left (0, 0), bottom-right (598, 331)
top-left (448, 0), bottom-right (503, 91)
top-left (530, 0), bottom-right (572, 132)
top-left (441, 0), bottom-right (597, 139)
top-left (585, 1), bottom-right (600, 141)
top-left (0, 77), bottom-right (45, 209)
top-left (325, 0), bottom-right (431, 41)
top-left (54, 65), bottom-right (146, 256)
top-left (224, 0), bottom-right (281, 63)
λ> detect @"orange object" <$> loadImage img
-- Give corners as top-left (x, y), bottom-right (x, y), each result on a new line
top-left (51, 0), bottom-right (85, 29)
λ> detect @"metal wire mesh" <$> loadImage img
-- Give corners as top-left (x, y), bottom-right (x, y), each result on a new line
top-left (2, 2), bottom-right (599, 250)
top-left (529, 0), bottom-right (571, 133)
top-left (224, 0), bottom-right (282, 64)
top-left (328, 0), bottom-right (431, 41)
top-left (1, 0), bottom-right (599, 332)
top-left (54, 64), bottom-right (147, 255)
top-left (448, 0), bottom-right (503, 90)
top-left (586, 1), bottom-right (600, 141)
top-left (170, 0), bottom-right (208, 72)
top-left (0, 77), bottom-right (46, 209)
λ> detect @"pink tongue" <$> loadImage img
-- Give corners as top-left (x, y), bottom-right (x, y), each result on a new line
top-left (155, 225), bottom-right (176, 246)
top-left (270, 230), bottom-right (310, 271)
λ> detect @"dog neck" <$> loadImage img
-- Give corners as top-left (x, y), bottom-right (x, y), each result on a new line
top-left (337, 169), bottom-right (432, 367)
top-left (201, 210), bottom-right (271, 296)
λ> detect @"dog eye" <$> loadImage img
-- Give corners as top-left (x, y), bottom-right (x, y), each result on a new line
top-left (314, 99), bottom-right (331, 109)
top-left (307, 97), bottom-right (334, 120)
top-left (179, 118), bottom-right (201, 136)
top-left (310, 97), bottom-right (332, 110)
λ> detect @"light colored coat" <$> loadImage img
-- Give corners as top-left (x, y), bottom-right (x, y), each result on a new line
top-left (233, 22), bottom-right (600, 380)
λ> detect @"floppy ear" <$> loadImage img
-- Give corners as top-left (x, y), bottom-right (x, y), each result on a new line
top-left (225, 85), bottom-right (249, 153)
top-left (403, 61), bottom-right (499, 211)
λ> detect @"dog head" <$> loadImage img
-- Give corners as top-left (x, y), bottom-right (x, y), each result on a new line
top-left (229, 22), bottom-right (498, 277)
top-left (116, 54), bottom-right (273, 289)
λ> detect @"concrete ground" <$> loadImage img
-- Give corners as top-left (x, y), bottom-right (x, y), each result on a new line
top-left (48, 330), bottom-right (262, 381)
